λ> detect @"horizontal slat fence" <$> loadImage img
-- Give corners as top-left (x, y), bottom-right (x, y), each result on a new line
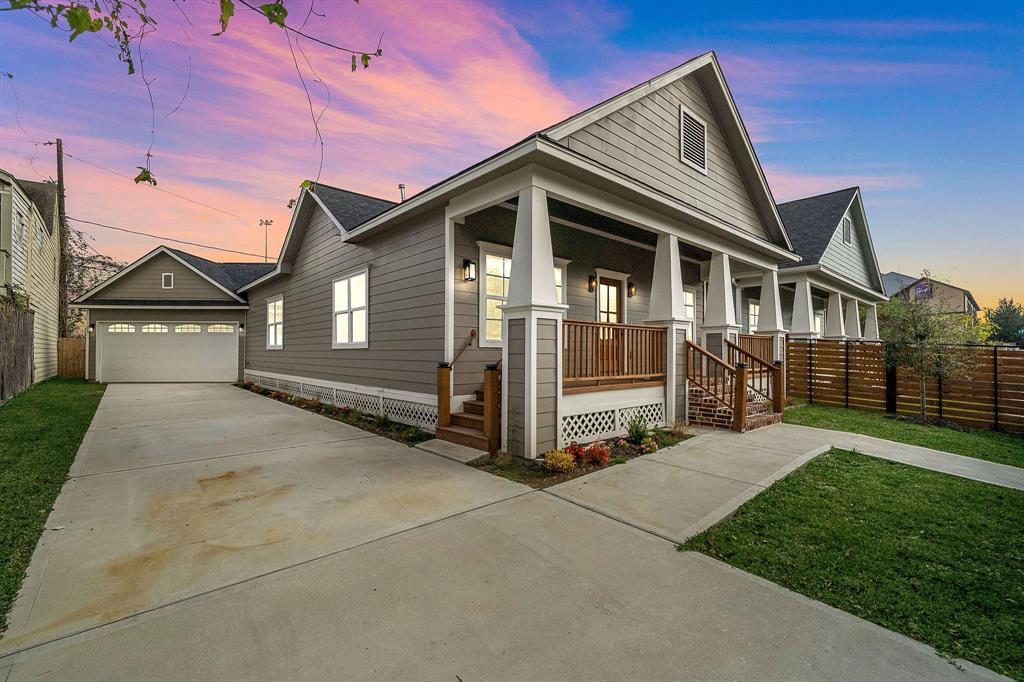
top-left (0, 298), bottom-right (34, 402)
top-left (58, 337), bottom-right (86, 378)
top-left (787, 338), bottom-right (1024, 433)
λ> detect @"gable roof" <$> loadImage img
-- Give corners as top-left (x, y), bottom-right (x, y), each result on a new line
top-left (17, 179), bottom-right (58, 234)
top-left (166, 248), bottom-right (276, 291)
top-left (541, 51), bottom-right (792, 250)
top-left (777, 187), bottom-right (859, 268)
top-left (311, 184), bottom-right (396, 232)
top-left (882, 271), bottom-right (918, 297)
top-left (74, 246), bottom-right (266, 304)
top-left (882, 271), bottom-right (980, 310)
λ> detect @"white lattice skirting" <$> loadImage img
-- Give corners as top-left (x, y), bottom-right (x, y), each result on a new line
top-left (559, 386), bottom-right (666, 445)
top-left (244, 370), bottom-right (438, 432)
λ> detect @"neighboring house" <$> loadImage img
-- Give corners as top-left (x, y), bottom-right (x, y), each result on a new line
top-left (0, 169), bottom-right (61, 383)
top-left (73, 247), bottom-right (274, 382)
top-left (77, 52), bottom-right (885, 458)
top-left (736, 187), bottom-right (888, 341)
top-left (882, 271), bottom-right (980, 319)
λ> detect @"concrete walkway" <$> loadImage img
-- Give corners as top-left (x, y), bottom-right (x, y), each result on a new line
top-left (550, 423), bottom-right (1023, 545)
top-left (1, 388), bottom-right (1011, 680)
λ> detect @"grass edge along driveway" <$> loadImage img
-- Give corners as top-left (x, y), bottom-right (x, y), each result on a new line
top-left (784, 403), bottom-right (1024, 469)
top-left (0, 378), bottom-right (105, 634)
top-left (681, 448), bottom-right (1024, 680)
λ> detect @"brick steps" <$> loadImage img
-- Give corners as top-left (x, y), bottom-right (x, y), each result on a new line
top-left (687, 384), bottom-right (780, 432)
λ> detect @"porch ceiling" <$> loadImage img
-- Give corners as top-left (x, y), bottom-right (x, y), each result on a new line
top-left (505, 195), bottom-right (713, 262)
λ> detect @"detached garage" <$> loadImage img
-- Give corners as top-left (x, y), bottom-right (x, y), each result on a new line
top-left (74, 247), bottom-right (274, 383)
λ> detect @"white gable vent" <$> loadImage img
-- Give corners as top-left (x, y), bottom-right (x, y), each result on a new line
top-left (679, 106), bottom-right (708, 173)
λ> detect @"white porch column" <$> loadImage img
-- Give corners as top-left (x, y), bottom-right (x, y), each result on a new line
top-left (734, 283), bottom-right (744, 331)
top-left (501, 185), bottom-right (567, 460)
top-left (863, 304), bottom-right (880, 341)
top-left (647, 233), bottom-right (689, 425)
top-left (756, 269), bottom-right (787, 361)
top-left (790, 277), bottom-right (816, 339)
top-left (702, 251), bottom-right (740, 358)
top-left (845, 298), bottom-right (862, 340)
top-left (825, 292), bottom-right (847, 339)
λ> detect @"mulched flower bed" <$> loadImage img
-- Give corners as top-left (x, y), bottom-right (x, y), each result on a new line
top-left (236, 382), bottom-right (432, 446)
top-left (472, 427), bottom-right (693, 489)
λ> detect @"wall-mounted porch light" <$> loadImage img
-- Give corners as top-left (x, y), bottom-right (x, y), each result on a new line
top-left (462, 258), bottom-right (477, 282)
top-left (627, 281), bottom-right (637, 298)
top-left (88, 322), bottom-right (95, 333)
top-left (238, 323), bottom-right (245, 335)
top-left (588, 274), bottom-right (598, 292)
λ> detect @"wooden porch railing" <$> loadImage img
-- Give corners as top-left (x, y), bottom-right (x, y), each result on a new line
top-left (686, 340), bottom-right (735, 411)
top-left (726, 339), bottom-right (784, 413)
top-left (563, 320), bottom-right (667, 393)
top-left (737, 333), bottom-right (773, 363)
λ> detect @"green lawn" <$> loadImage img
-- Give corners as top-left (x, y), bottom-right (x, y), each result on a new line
top-left (681, 449), bottom-right (1024, 680)
top-left (0, 378), bottom-right (105, 633)
top-left (784, 403), bottom-right (1024, 468)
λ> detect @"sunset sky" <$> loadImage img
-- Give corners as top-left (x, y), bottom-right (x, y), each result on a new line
top-left (1, 0), bottom-right (1021, 308)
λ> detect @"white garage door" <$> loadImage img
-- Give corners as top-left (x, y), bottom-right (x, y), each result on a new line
top-left (98, 322), bottom-right (238, 383)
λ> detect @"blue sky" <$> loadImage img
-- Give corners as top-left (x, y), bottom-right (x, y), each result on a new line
top-left (0, 0), bottom-right (1020, 307)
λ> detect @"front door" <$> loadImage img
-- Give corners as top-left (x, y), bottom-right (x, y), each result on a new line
top-left (598, 280), bottom-right (622, 324)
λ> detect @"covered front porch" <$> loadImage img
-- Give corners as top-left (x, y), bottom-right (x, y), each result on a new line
top-left (436, 163), bottom-right (797, 458)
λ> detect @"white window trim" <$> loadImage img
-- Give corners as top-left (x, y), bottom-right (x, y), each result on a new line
top-left (266, 294), bottom-right (284, 350)
top-left (161, 272), bottom-right (174, 289)
top-left (331, 266), bottom-right (370, 349)
top-left (679, 105), bottom-right (709, 175)
top-left (682, 287), bottom-right (697, 321)
top-left (476, 241), bottom-right (569, 348)
top-left (593, 268), bottom-right (630, 324)
top-left (747, 299), bottom-right (760, 333)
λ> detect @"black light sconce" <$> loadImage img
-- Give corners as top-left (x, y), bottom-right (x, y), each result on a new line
top-left (627, 281), bottom-right (637, 298)
top-left (238, 323), bottom-right (245, 334)
top-left (588, 274), bottom-right (598, 292)
top-left (88, 322), bottom-right (95, 334)
top-left (462, 258), bottom-right (477, 282)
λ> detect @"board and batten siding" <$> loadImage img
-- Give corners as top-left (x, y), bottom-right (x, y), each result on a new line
top-left (86, 308), bottom-right (246, 381)
top-left (245, 205), bottom-right (446, 396)
top-left (90, 252), bottom-right (235, 301)
top-left (553, 74), bottom-right (769, 240)
top-left (818, 210), bottom-right (875, 290)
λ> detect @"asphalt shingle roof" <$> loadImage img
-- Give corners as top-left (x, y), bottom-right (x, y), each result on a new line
top-left (167, 248), bottom-right (276, 292)
top-left (17, 179), bottom-right (59, 234)
top-left (776, 187), bottom-right (858, 269)
top-left (311, 184), bottom-right (396, 232)
top-left (881, 271), bottom-right (919, 297)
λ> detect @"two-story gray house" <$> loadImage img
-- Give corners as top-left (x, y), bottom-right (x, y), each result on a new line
top-left (78, 52), bottom-right (866, 458)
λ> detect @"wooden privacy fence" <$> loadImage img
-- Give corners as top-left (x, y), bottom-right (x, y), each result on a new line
top-left (58, 337), bottom-right (86, 378)
top-left (0, 298), bottom-right (34, 402)
top-left (786, 338), bottom-right (1024, 433)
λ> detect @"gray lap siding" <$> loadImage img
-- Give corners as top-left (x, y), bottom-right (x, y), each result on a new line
top-left (244, 206), bottom-right (446, 396)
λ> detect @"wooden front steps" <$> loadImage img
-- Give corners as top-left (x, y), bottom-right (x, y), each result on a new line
top-left (436, 389), bottom-right (498, 452)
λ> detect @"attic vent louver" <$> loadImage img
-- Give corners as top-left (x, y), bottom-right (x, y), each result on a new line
top-left (680, 106), bottom-right (708, 173)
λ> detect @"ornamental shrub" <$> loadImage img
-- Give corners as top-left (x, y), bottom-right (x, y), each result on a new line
top-left (544, 450), bottom-right (576, 472)
top-left (582, 443), bottom-right (610, 466)
top-left (626, 414), bottom-right (648, 445)
top-left (564, 442), bottom-right (587, 462)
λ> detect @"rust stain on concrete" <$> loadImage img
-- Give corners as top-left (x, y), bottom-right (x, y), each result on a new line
top-left (23, 464), bottom-right (314, 642)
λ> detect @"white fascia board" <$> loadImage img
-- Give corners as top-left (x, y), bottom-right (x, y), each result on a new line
top-left (848, 189), bottom-right (887, 294)
top-left (779, 265), bottom-right (888, 303)
top-left (71, 304), bottom-right (249, 309)
top-left (237, 191), bottom-right (311, 293)
top-left (74, 246), bottom-right (245, 304)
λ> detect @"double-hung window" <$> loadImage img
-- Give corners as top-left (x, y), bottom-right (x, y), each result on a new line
top-left (266, 295), bottom-right (284, 349)
top-left (333, 268), bottom-right (368, 348)
top-left (477, 242), bottom-right (567, 347)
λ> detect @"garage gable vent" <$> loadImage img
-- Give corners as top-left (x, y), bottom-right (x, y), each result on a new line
top-left (679, 106), bottom-right (708, 173)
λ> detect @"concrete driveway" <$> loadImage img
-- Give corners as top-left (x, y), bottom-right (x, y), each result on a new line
top-left (0, 385), bottom-right (1002, 681)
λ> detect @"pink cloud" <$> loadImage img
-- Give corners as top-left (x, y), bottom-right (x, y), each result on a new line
top-left (763, 164), bottom-right (923, 202)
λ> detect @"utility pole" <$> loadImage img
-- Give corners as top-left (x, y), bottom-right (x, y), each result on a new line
top-left (55, 138), bottom-right (70, 336)
top-left (259, 219), bottom-right (273, 262)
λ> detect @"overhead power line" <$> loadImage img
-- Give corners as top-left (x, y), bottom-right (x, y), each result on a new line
top-left (68, 216), bottom-right (265, 259)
